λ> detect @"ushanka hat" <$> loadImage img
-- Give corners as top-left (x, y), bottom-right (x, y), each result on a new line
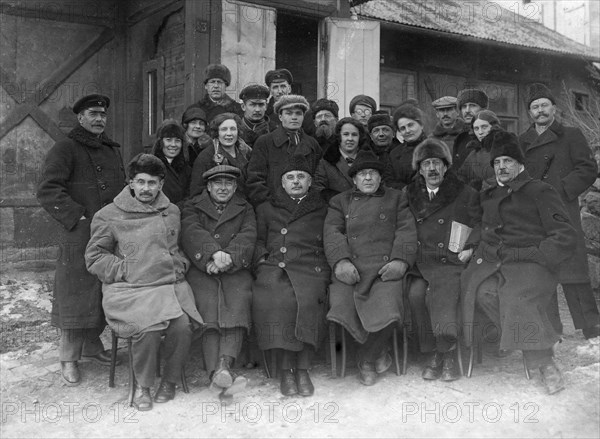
top-left (457, 88), bottom-right (489, 109)
top-left (412, 138), bottom-right (453, 170)
top-left (204, 64), bottom-right (231, 86)
top-left (127, 153), bottom-right (166, 179)
top-left (274, 94), bottom-right (309, 114)
top-left (348, 150), bottom-right (384, 178)
top-left (525, 83), bottom-right (556, 108)
top-left (312, 98), bottom-right (339, 119)
top-left (489, 131), bottom-right (524, 166)
top-left (280, 154), bottom-right (312, 178)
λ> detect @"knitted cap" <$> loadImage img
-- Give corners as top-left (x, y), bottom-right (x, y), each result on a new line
top-left (412, 138), bottom-right (453, 170)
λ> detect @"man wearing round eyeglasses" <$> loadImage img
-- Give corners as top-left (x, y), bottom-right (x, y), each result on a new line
top-left (349, 94), bottom-right (377, 128)
top-left (190, 64), bottom-right (242, 123)
top-left (324, 150), bottom-right (417, 386)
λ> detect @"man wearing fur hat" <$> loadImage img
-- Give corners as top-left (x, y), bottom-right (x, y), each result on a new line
top-left (461, 132), bottom-right (577, 394)
top-left (430, 96), bottom-right (465, 149)
top-left (86, 153), bottom-right (204, 411)
top-left (237, 84), bottom-right (276, 148)
top-left (192, 64), bottom-right (242, 123)
top-left (519, 83), bottom-right (600, 340)
top-left (246, 94), bottom-right (322, 206)
top-left (452, 88), bottom-right (489, 170)
top-left (181, 106), bottom-right (211, 165)
top-left (405, 139), bottom-right (480, 382)
top-left (324, 150), bottom-right (417, 386)
top-left (252, 155), bottom-right (330, 397)
top-left (311, 98), bottom-right (339, 152)
top-left (349, 94), bottom-right (377, 128)
top-left (37, 94), bottom-right (126, 387)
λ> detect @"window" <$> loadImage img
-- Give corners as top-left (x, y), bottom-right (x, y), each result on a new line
top-left (142, 58), bottom-right (164, 147)
top-left (380, 69), bottom-right (417, 113)
top-left (573, 91), bottom-right (589, 112)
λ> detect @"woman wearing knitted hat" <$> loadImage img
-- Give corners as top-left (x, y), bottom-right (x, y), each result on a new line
top-left (152, 119), bottom-right (191, 206)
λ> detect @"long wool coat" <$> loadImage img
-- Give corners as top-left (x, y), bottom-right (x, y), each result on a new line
top-left (324, 186), bottom-right (418, 344)
top-left (180, 192), bottom-right (256, 331)
top-left (520, 120), bottom-right (597, 284)
top-left (405, 171), bottom-right (481, 339)
top-left (461, 171), bottom-right (577, 350)
top-left (37, 125), bottom-right (126, 329)
top-left (85, 188), bottom-right (203, 336)
top-left (192, 94), bottom-right (242, 123)
top-left (252, 188), bottom-right (331, 351)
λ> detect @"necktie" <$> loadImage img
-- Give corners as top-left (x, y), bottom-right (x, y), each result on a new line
top-left (346, 157), bottom-right (355, 165)
top-left (429, 191), bottom-right (436, 201)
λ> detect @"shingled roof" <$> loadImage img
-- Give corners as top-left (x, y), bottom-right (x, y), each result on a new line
top-left (355, 0), bottom-right (595, 59)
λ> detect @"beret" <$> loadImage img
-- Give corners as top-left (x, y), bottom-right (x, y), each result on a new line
top-left (265, 69), bottom-right (293, 86)
top-left (431, 96), bottom-right (457, 109)
top-left (239, 84), bottom-right (270, 102)
top-left (203, 165), bottom-right (241, 181)
top-left (73, 94), bottom-right (110, 114)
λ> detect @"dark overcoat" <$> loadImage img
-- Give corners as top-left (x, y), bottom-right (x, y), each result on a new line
top-left (246, 126), bottom-right (322, 206)
top-left (37, 125), bottom-right (126, 329)
top-left (160, 158), bottom-right (191, 207)
top-left (252, 188), bottom-right (330, 350)
top-left (388, 133), bottom-right (427, 189)
top-left (192, 94), bottom-right (242, 123)
top-left (405, 171), bottom-right (481, 338)
top-left (324, 186), bottom-right (418, 344)
top-left (313, 145), bottom-right (355, 202)
top-left (520, 120), bottom-right (598, 284)
top-left (430, 119), bottom-right (465, 150)
top-left (461, 171), bottom-right (577, 350)
top-left (180, 191), bottom-right (256, 331)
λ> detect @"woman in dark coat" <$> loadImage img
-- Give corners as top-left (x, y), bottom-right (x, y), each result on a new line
top-left (189, 113), bottom-right (252, 198)
top-left (152, 119), bottom-right (191, 207)
top-left (313, 117), bottom-right (370, 202)
top-left (252, 155), bottom-right (330, 396)
top-left (389, 104), bottom-right (429, 189)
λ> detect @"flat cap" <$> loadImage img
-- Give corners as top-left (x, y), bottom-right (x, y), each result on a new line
top-left (73, 94), bottom-right (110, 114)
top-left (203, 165), bottom-right (241, 182)
top-left (431, 96), bottom-right (457, 109)
top-left (239, 84), bottom-right (270, 102)
top-left (349, 94), bottom-right (377, 114)
top-left (265, 69), bottom-right (293, 86)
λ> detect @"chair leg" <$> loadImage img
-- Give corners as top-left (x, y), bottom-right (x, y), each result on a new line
top-left (523, 355), bottom-right (531, 380)
top-left (262, 350), bottom-right (271, 379)
top-left (402, 328), bottom-right (408, 375)
top-left (181, 366), bottom-right (189, 393)
top-left (270, 349), bottom-right (277, 378)
top-left (156, 341), bottom-right (162, 378)
top-left (340, 327), bottom-right (347, 378)
top-left (392, 328), bottom-right (400, 376)
top-left (456, 341), bottom-right (464, 377)
top-left (467, 345), bottom-right (474, 378)
top-left (329, 322), bottom-right (337, 378)
top-left (127, 338), bottom-right (135, 407)
top-left (109, 331), bottom-right (118, 388)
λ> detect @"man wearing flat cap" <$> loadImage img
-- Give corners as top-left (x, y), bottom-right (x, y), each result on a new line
top-left (265, 68), bottom-right (293, 118)
top-left (246, 94), bottom-right (322, 206)
top-left (519, 83), bottom-right (600, 340)
top-left (181, 165), bottom-right (256, 400)
top-left (311, 98), bottom-right (339, 152)
top-left (461, 131), bottom-right (577, 395)
top-left (430, 96), bottom-right (465, 150)
top-left (86, 153), bottom-right (203, 411)
top-left (181, 106), bottom-right (211, 165)
top-left (349, 94), bottom-right (377, 128)
top-left (252, 154), bottom-right (330, 397)
top-left (324, 150), bottom-right (417, 386)
top-left (37, 94), bottom-right (126, 387)
top-left (191, 64), bottom-right (242, 123)
top-left (238, 84), bottom-right (276, 148)
top-left (453, 88), bottom-right (489, 170)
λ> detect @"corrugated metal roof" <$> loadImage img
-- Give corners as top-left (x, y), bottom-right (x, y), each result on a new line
top-left (356, 0), bottom-right (595, 58)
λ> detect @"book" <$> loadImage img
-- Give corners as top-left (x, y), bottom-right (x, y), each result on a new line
top-left (448, 221), bottom-right (473, 253)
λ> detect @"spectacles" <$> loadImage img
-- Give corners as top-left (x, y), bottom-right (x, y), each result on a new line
top-left (353, 108), bottom-right (372, 117)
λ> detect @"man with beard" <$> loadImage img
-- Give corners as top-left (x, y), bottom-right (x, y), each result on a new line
top-left (430, 96), bottom-right (465, 150)
top-left (191, 64), bottom-right (242, 123)
top-left (311, 98), bottom-right (339, 152)
top-left (237, 84), bottom-right (275, 148)
top-left (519, 83), bottom-right (600, 340)
top-left (452, 89), bottom-right (488, 170)
top-left (37, 94), bottom-right (126, 387)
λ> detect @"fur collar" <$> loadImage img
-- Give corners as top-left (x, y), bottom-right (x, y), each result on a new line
top-left (406, 170), bottom-right (466, 219)
top-left (113, 186), bottom-right (170, 213)
top-left (432, 119), bottom-right (465, 137)
top-left (197, 93), bottom-right (238, 110)
top-left (68, 125), bottom-right (121, 149)
top-left (270, 187), bottom-right (326, 224)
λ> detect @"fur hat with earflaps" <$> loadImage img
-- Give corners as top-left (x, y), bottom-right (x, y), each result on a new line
top-left (488, 131), bottom-right (524, 167)
top-left (204, 64), bottom-right (232, 86)
top-left (274, 94), bottom-right (309, 114)
top-left (412, 138), bottom-right (453, 170)
top-left (525, 83), bottom-right (555, 108)
top-left (348, 150), bottom-right (385, 178)
top-left (127, 153), bottom-right (166, 179)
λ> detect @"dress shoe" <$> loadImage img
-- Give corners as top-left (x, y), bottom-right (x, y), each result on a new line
top-left (295, 369), bottom-right (314, 396)
top-left (82, 350), bottom-right (120, 367)
top-left (422, 351), bottom-right (443, 380)
top-left (358, 361), bottom-right (377, 386)
top-left (280, 369), bottom-right (298, 396)
top-left (540, 362), bottom-right (565, 395)
top-left (61, 361), bottom-right (81, 386)
top-left (582, 324), bottom-right (600, 340)
top-left (375, 351), bottom-right (392, 374)
top-left (212, 355), bottom-right (234, 389)
top-left (440, 351), bottom-right (460, 382)
top-left (154, 381), bottom-right (176, 403)
top-left (133, 387), bottom-right (153, 411)
top-left (222, 375), bottom-right (248, 397)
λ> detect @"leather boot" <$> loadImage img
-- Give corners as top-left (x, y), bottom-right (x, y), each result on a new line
top-left (61, 361), bottom-right (81, 386)
top-left (133, 386), bottom-right (153, 411)
top-left (440, 350), bottom-right (460, 382)
top-left (375, 351), bottom-right (392, 374)
top-left (154, 380), bottom-right (176, 403)
top-left (280, 369), bottom-right (298, 396)
top-left (540, 361), bottom-right (565, 395)
top-left (212, 355), bottom-right (234, 389)
top-left (358, 361), bottom-right (377, 386)
top-left (295, 369), bottom-right (314, 396)
top-left (422, 351), bottom-right (443, 380)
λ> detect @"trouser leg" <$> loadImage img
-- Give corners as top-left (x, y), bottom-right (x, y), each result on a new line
top-left (218, 327), bottom-right (244, 360)
top-left (358, 324), bottom-right (395, 364)
top-left (545, 290), bottom-right (563, 335)
top-left (408, 277), bottom-right (436, 353)
top-left (162, 314), bottom-right (192, 384)
top-left (202, 329), bottom-right (220, 374)
top-left (296, 344), bottom-right (315, 370)
top-left (280, 349), bottom-right (295, 370)
top-left (131, 330), bottom-right (162, 388)
top-left (475, 274), bottom-right (502, 343)
top-left (562, 282), bottom-right (600, 330)
top-left (81, 327), bottom-right (105, 356)
top-left (60, 327), bottom-right (105, 361)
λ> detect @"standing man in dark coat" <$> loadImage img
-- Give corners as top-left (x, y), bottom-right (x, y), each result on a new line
top-left (519, 83), bottom-right (600, 340)
top-left (252, 155), bottom-right (330, 397)
top-left (452, 89), bottom-right (488, 170)
top-left (190, 64), bottom-right (242, 123)
top-left (237, 84), bottom-right (275, 148)
top-left (430, 96), bottom-right (465, 150)
top-left (246, 95), bottom-right (322, 206)
top-left (461, 132), bottom-right (577, 395)
top-left (405, 139), bottom-right (480, 382)
top-left (37, 94), bottom-right (126, 386)
top-left (311, 98), bottom-right (339, 152)
top-left (265, 68), bottom-right (293, 119)
top-left (324, 150), bottom-right (418, 386)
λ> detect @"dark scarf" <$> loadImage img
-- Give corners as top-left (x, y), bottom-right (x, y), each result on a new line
top-left (406, 170), bottom-right (465, 220)
top-left (68, 125), bottom-right (121, 150)
top-left (405, 132), bottom-right (428, 148)
top-left (154, 147), bottom-right (187, 173)
top-left (432, 119), bottom-right (465, 137)
top-left (270, 187), bottom-right (325, 224)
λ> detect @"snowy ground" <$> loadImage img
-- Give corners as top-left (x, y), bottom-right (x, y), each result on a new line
top-left (1, 270), bottom-right (599, 438)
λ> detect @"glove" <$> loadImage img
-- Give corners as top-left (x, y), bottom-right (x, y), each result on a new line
top-left (378, 260), bottom-right (408, 282)
top-left (212, 251), bottom-right (233, 271)
top-left (334, 259), bottom-right (361, 285)
top-left (458, 248), bottom-right (474, 263)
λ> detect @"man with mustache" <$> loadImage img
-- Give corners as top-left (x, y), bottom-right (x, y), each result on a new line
top-left (237, 84), bottom-right (276, 148)
top-left (452, 89), bottom-right (488, 170)
top-left (265, 68), bottom-right (293, 119)
top-left (311, 98), bottom-right (339, 152)
top-left (37, 94), bottom-right (126, 387)
top-left (404, 139), bottom-right (480, 382)
top-left (190, 64), bottom-right (242, 123)
top-left (461, 132), bottom-right (577, 394)
top-left (430, 96), bottom-right (465, 150)
top-left (519, 83), bottom-right (600, 340)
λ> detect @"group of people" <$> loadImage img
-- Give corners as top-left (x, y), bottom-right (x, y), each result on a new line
top-left (37, 62), bottom-right (599, 412)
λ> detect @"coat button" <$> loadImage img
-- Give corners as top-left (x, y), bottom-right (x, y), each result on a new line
top-left (438, 219), bottom-right (444, 224)
top-left (214, 233), bottom-right (220, 239)
top-left (476, 258), bottom-right (483, 264)
top-left (281, 228), bottom-right (288, 235)
top-left (195, 253), bottom-right (202, 260)
top-left (280, 246), bottom-right (287, 253)
top-left (417, 219), bottom-right (423, 224)
top-left (278, 262), bottom-right (286, 268)
top-left (96, 166), bottom-right (102, 172)
top-left (354, 197), bottom-right (359, 200)
top-left (441, 258), bottom-right (447, 263)
top-left (171, 229), bottom-right (176, 235)
top-left (315, 266), bottom-right (322, 273)
top-left (437, 242), bottom-right (444, 248)
top-left (100, 184), bottom-right (107, 190)
top-left (379, 214), bottom-right (386, 220)
top-left (383, 255), bottom-right (389, 262)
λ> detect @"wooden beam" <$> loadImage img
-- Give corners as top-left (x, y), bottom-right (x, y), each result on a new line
top-left (126, 0), bottom-right (182, 25)
top-left (0, 1), bottom-right (116, 27)
top-left (28, 107), bottom-right (67, 142)
top-left (0, 103), bottom-right (31, 139)
top-left (0, 65), bottom-right (20, 104)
